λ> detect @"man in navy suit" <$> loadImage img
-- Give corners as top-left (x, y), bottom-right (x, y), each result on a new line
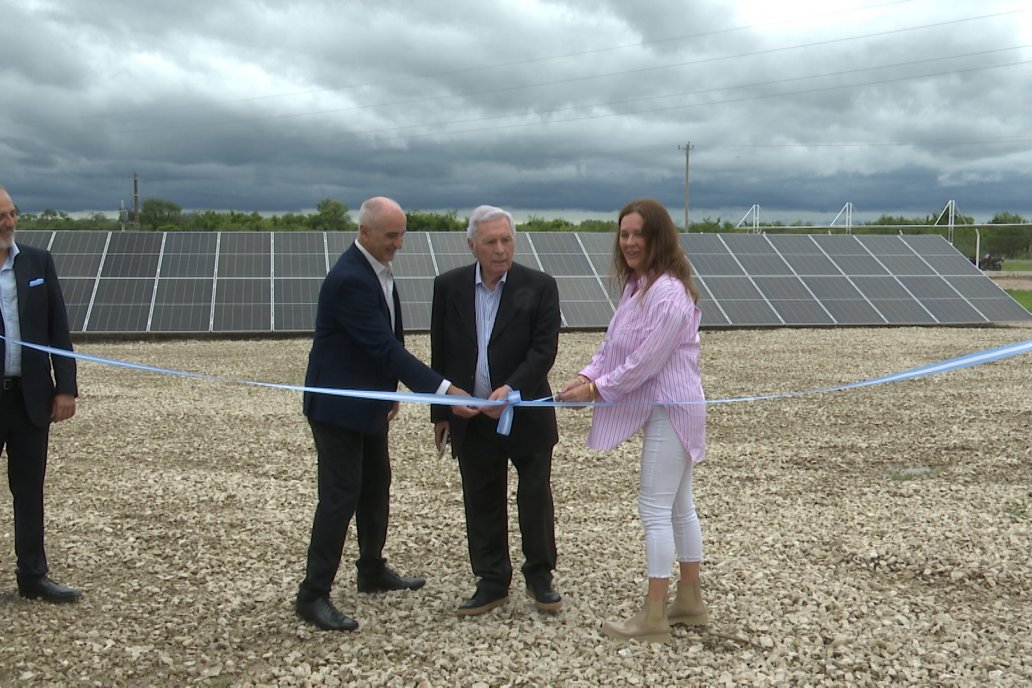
top-left (0, 185), bottom-right (80, 603)
top-left (296, 196), bottom-right (477, 632)
top-left (430, 205), bottom-right (562, 616)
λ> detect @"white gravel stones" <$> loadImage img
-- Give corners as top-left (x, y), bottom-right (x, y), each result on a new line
top-left (0, 325), bottom-right (1030, 686)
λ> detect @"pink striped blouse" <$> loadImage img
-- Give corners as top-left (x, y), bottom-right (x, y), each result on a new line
top-left (580, 272), bottom-right (706, 461)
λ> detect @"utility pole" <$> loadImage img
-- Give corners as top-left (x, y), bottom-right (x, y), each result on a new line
top-left (132, 171), bottom-right (141, 230)
top-left (678, 142), bottom-right (693, 231)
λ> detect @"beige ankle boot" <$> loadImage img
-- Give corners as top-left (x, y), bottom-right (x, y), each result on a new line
top-left (667, 581), bottom-right (709, 626)
top-left (602, 597), bottom-right (670, 643)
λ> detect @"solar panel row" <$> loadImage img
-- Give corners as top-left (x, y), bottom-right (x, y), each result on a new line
top-left (14, 230), bottom-right (1031, 334)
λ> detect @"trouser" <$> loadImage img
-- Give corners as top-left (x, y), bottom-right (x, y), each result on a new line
top-left (639, 406), bottom-right (703, 578)
top-left (0, 384), bottom-right (50, 581)
top-left (297, 418), bottom-right (390, 602)
top-left (458, 418), bottom-right (557, 594)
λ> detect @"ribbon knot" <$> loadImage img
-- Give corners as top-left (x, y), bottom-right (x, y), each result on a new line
top-left (495, 389), bottom-right (522, 436)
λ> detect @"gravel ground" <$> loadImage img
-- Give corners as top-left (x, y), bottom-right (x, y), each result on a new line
top-left (1, 325), bottom-right (1030, 687)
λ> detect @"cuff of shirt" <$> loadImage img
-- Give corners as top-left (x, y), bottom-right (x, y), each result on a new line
top-left (436, 378), bottom-right (452, 396)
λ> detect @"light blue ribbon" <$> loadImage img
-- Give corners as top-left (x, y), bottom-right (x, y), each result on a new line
top-left (0, 334), bottom-right (496, 408)
top-left (495, 389), bottom-right (522, 436)
top-left (3, 334), bottom-right (1031, 414)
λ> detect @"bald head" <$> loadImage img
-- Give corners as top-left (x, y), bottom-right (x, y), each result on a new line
top-left (357, 196), bottom-right (406, 264)
top-left (0, 186), bottom-right (17, 252)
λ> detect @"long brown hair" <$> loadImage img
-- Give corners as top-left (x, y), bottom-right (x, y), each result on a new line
top-left (612, 198), bottom-right (699, 302)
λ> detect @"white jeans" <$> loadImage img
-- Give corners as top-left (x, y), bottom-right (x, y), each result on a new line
top-left (639, 406), bottom-right (703, 578)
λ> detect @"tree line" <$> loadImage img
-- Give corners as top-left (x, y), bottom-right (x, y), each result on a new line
top-left (14, 198), bottom-right (1032, 258)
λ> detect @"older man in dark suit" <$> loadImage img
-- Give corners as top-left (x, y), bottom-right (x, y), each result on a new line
top-left (0, 185), bottom-right (80, 603)
top-left (430, 205), bottom-right (562, 616)
top-left (296, 196), bottom-right (477, 632)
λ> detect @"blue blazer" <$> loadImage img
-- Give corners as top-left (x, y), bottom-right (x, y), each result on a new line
top-left (303, 242), bottom-right (443, 434)
top-left (0, 244), bottom-right (78, 428)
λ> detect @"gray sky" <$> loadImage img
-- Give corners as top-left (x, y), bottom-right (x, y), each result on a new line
top-left (2, 0), bottom-right (1030, 223)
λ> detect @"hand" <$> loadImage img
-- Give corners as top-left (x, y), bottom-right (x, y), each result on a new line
top-left (555, 378), bottom-right (594, 408)
top-left (481, 385), bottom-right (512, 420)
top-left (557, 375), bottom-right (589, 397)
top-left (387, 401), bottom-right (400, 422)
top-left (446, 385), bottom-right (480, 419)
top-left (434, 421), bottom-right (450, 452)
top-left (51, 394), bottom-right (76, 423)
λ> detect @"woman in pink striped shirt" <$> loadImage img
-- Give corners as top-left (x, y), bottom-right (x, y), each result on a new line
top-left (558, 198), bottom-right (708, 643)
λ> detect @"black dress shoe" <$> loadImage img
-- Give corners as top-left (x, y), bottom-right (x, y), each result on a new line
top-left (526, 582), bottom-right (562, 612)
top-left (456, 588), bottom-right (509, 616)
top-left (295, 596), bottom-right (359, 632)
top-left (356, 566), bottom-right (426, 593)
top-left (17, 576), bottom-right (81, 604)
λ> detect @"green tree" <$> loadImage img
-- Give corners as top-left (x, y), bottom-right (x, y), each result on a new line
top-left (520, 216), bottom-right (575, 232)
top-left (140, 198), bottom-right (183, 231)
top-left (81, 212), bottom-right (117, 230)
top-left (406, 210), bottom-right (465, 231)
top-left (185, 209), bottom-right (227, 230)
top-left (306, 199), bottom-right (353, 231)
top-left (984, 213), bottom-right (1032, 257)
top-left (577, 219), bottom-right (617, 233)
top-left (988, 212), bottom-right (1026, 224)
top-left (688, 217), bottom-right (733, 233)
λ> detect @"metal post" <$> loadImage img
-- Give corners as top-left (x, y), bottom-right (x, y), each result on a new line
top-left (678, 143), bottom-right (693, 231)
top-left (132, 171), bottom-right (141, 231)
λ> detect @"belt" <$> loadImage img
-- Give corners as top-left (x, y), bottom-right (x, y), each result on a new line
top-left (2, 377), bottom-right (20, 390)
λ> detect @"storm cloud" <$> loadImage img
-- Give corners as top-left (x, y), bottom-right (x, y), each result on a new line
top-left (2, 0), bottom-right (1030, 222)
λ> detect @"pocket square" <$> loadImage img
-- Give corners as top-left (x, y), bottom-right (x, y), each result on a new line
top-left (29, 277), bottom-right (45, 287)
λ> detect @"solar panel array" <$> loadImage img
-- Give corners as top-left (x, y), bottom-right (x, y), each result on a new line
top-left (15, 230), bottom-right (1031, 334)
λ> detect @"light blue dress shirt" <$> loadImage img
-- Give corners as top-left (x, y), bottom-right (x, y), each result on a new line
top-left (473, 262), bottom-right (507, 398)
top-left (0, 242), bottom-right (22, 376)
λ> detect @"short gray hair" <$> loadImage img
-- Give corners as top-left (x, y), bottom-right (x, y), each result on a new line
top-left (466, 205), bottom-right (515, 241)
top-left (358, 196), bottom-right (403, 229)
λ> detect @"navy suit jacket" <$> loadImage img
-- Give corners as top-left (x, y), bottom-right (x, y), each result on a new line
top-left (303, 242), bottom-right (443, 434)
top-left (0, 244), bottom-right (78, 429)
top-left (430, 261), bottom-right (560, 456)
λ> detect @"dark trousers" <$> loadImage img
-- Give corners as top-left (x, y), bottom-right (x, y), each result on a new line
top-left (297, 418), bottom-right (391, 602)
top-left (0, 385), bottom-right (50, 581)
top-left (458, 418), bottom-right (557, 595)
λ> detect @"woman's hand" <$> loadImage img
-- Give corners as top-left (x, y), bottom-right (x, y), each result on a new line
top-left (556, 375), bottom-right (596, 406)
top-left (557, 374), bottom-right (588, 396)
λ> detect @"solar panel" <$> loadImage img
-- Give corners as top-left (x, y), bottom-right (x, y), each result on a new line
top-left (13, 230), bottom-right (53, 249)
top-left (50, 231), bottom-right (108, 278)
top-left (60, 278), bottom-right (96, 331)
top-left (19, 230), bottom-right (1029, 333)
top-left (274, 278), bottom-right (321, 332)
top-left (326, 232), bottom-right (357, 255)
top-left (214, 278), bottom-right (270, 331)
top-left (780, 253), bottom-right (841, 275)
top-left (161, 232), bottom-right (218, 278)
top-left (87, 278), bottom-right (155, 332)
top-left (152, 280), bottom-right (214, 332)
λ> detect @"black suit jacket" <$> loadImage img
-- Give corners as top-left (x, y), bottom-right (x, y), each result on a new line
top-left (430, 261), bottom-right (560, 456)
top-left (0, 244), bottom-right (77, 429)
top-left (303, 242), bottom-right (444, 434)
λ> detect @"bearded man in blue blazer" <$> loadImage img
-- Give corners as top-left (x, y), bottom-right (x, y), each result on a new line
top-left (296, 196), bottom-right (477, 632)
top-left (0, 185), bottom-right (80, 603)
